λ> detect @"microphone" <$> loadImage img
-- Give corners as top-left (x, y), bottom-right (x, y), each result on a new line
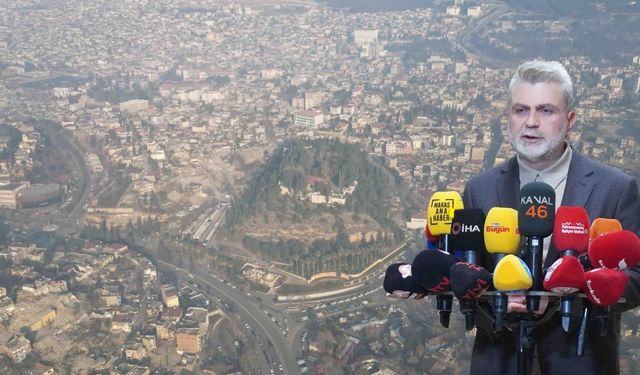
top-left (518, 181), bottom-right (555, 312)
top-left (584, 268), bottom-right (628, 307)
top-left (577, 218), bottom-right (626, 351)
top-left (484, 207), bottom-right (520, 330)
top-left (544, 256), bottom-right (586, 294)
top-left (425, 224), bottom-right (439, 250)
top-left (589, 218), bottom-right (622, 241)
top-left (411, 250), bottom-right (458, 292)
top-left (588, 230), bottom-right (640, 270)
top-left (450, 208), bottom-right (485, 265)
top-left (449, 208), bottom-right (485, 330)
top-left (543, 256), bottom-right (586, 331)
top-left (426, 191), bottom-right (463, 328)
top-left (578, 218), bottom-right (622, 270)
top-left (451, 262), bottom-right (493, 300)
top-left (550, 206), bottom-right (590, 331)
top-left (552, 206), bottom-right (590, 257)
top-left (383, 263), bottom-right (429, 299)
top-left (427, 191), bottom-right (464, 252)
top-left (450, 262), bottom-right (492, 330)
top-left (493, 254), bottom-right (533, 291)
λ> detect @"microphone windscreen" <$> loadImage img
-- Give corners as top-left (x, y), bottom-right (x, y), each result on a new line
top-left (427, 191), bottom-right (463, 236)
top-left (450, 208), bottom-right (485, 252)
top-left (484, 207), bottom-right (520, 254)
top-left (589, 218), bottom-right (622, 241)
top-left (588, 230), bottom-right (640, 270)
top-left (383, 263), bottom-right (428, 295)
top-left (411, 250), bottom-right (458, 291)
top-left (450, 262), bottom-right (492, 300)
top-left (518, 181), bottom-right (555, 237)
top-left (543, 256), bottom-right (585, 294)
top-left (493, 254), bottom-right (533, 291)
top-left (552, 206), bottom-right (590, 254)
top-left (584, 268), bottom-right (628, 306)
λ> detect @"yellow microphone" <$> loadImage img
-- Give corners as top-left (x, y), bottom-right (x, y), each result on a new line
top-left (483, 207), bottom-right (520, 330)
top-left (425, 190), bottom-right (463, 328)
top-left (493, 254), bottom-right (533, 291)
top-left (427, 191), bottom-right (464, 237)
top-left (484, 207), bottom-right (520, 256)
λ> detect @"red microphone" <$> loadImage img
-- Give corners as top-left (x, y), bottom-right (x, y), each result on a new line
top-left (552, 206), bottom-right (590, 257)
top-left (425, 224), bottom-right (439, 250)
top-left (584, 268), bottom-right (628, 307)
top-left (588, 230), bottom-right (640, 270)
top-left (550, 206), bottom-right (590, 331)
top-left (543, 256), bottom-right (585, 294)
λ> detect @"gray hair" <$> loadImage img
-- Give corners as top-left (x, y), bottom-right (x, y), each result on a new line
top-left (509, 60), bottom-right (574, 111)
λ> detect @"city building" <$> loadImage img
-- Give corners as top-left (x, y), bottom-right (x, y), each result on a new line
top-left (176, 328), bottom-right (201, 354)
top-left (353, 29), bottom-right (378, 46)
top-left (293, 110), bottom-right (324, 127)
top-left (0, 182), bottom-right (29, 209)
top-left (5, 335), bottom-right (31, 363)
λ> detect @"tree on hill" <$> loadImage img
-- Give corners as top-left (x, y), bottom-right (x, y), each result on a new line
top-left (225, 138), bottom-right (405, 276)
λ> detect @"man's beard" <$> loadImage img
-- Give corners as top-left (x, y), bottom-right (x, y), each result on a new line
top-left (508, 126), bottom-right (567, 166)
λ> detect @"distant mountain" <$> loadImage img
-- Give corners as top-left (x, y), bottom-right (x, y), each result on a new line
top-left (223, 138), bottom-right (405, 277)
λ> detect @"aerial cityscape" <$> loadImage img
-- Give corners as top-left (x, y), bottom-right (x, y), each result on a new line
top-left (0, 0), bottom-right (640, 374)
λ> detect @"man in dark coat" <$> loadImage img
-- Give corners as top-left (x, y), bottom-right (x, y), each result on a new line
top-left (463, 60), bottom-right (640, 375)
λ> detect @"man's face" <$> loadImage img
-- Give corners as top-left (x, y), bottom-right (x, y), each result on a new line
top-left (507, 81), bottom-right (576, 169)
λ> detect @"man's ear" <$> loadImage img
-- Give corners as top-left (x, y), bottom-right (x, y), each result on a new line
top-left (566, 111), bottom-right (576, 134)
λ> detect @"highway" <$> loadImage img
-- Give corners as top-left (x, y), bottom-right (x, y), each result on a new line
top-left (156, 260), bottom-right (300, 375)
top-left (455, 4), bottom-right (513, 69)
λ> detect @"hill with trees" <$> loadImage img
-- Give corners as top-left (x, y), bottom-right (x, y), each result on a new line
top-left (223, 138), bottom-right (406, 278)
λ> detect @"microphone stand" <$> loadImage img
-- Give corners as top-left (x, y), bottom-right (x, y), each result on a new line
top-left (576, 302), bottom-right (591, 357)
top-left (525, 236), bottom-right (543, 312)
top-left (460, 249), bottom-right (480, 330)
top-left (517, 313), bottom-right (534, 375)
top-left (492, 253), bottom-right (508, 332)
top-left (436, 235), bottom-right (453, 328)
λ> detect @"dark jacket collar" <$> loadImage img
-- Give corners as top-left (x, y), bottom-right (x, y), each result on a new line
top-left (496, 148), bottom-right (596, 208)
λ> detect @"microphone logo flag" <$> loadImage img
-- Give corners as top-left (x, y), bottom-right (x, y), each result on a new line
top-left (520, 195), bottom-right (554, 206)
top-left (426, 191), bottom-right (463, 235)
top-left (485, 224), bottom-right (512, 234)
top-left (559, 221), bottom-right (588, 235)
top-left (451, 223), bottom-right (481, 235)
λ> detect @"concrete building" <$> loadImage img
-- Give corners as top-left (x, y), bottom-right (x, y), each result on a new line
top-left (5, 335), bottom-right (31, 363)
top-left (353, 29), bottom-right (378, 46)
top-left (18, 183), bottom-right (63, 208)
top-left (161, 286), bottom-right (180, 308)
top-left (304, 91), bottom-right (323, 110)
top-left (176, 328), bottom-right (201, 354)
top-left (293, 110), bottom-right (324, 127)
top-left (119, 99), bottom-right (149, 113)
top-left (87, 153), bottom-right (104, 173)
top-left (0, 182), bottom-right (28, 209)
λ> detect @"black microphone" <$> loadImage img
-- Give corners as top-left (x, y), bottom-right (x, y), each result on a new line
top-left (450, 262), bottom-right (492, 330)
top-left (411, 250), bottom-right (458, 292)
top-left (518, 181), bottom-right (555, 312)
top-left (383, 263), bottom-right (429, 299)
top-left (450, 208), bottom-right (485, 329)
top-left (450, 208), bottom-right (486, 265)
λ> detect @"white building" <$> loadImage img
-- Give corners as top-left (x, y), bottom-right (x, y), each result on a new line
top-left (353, 29), bottom-right (378, 46)
top-left (294, 110), bottom-right (324, 127)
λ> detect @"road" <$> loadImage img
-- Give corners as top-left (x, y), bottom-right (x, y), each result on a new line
top-left (156, 260), bottom-right (300, 375)
top-left (455, 4), bottom-right (513, 69)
